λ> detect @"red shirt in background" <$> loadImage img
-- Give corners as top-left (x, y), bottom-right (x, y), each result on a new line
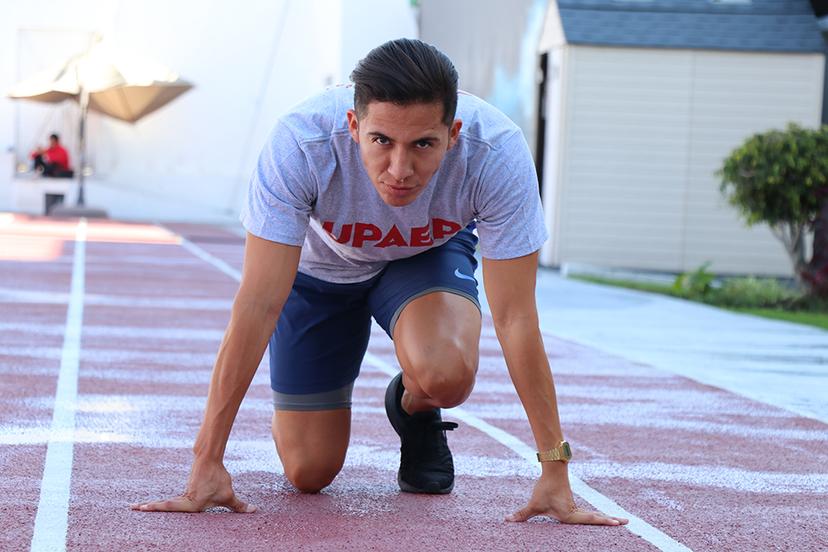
top-left (32, 145), bottom-right (71, 171)
top-left (44, 145), bottom-right (71, 171)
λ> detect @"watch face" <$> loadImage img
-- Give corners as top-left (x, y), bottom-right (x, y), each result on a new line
top-left (562, 441), bottom-right (572, 459)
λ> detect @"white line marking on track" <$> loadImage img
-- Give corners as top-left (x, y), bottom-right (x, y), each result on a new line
top-left (30, 219), bottom-right (87, 552)
top-left (0, 286), bottom-right (232, 310)
top-left (177, 236), bottom-right (242, 281)
top-left (174, 232), bottom-right (693, 552)
top-left (0, 322), bottom-right (225, 341)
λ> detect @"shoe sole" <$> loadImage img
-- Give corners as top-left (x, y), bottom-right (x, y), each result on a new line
top-left (384, 372), bottom-right (406, 437)
top-left (398, 473), bottom-right (454, 494)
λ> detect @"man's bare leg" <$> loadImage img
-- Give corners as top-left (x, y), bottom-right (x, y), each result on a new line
top-left (272, 291), bottom-right (478, 494)
top-left (272, 409), bottom-right (351, 493)
top-left (393, 291), bottom-right (481, 413)
top-left (385, 291), bottom-right (481, 493)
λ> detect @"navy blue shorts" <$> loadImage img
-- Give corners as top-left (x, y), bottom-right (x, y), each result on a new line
top-left (269, 226), bottom-right (480, 396)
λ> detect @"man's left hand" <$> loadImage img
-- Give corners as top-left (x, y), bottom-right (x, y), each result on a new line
top-left (506, 465), bottom-right (629, 526)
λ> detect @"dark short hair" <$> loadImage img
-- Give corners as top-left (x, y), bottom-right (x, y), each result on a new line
top-left (350, 38), bottom-right (458, 127)
top-left (49, 133), bottom-right (59, 141)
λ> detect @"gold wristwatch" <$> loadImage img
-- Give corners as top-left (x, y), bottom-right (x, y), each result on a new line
top-left (536, 440), bottom-right (572, 463)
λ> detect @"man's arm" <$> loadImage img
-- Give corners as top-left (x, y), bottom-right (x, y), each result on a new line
top-left (482, 252), bottom-right (627, 525)
top-left (132, 233), bottom-right (301, 513)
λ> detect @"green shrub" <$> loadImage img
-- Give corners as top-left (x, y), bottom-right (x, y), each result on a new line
top-left (712, 277), bottom-right (798, 308)
top-left (719, 124), bottom-right (828, 297)
top-left (674, 263), bottom-right (805, 308)
top-left (673, 262), bottom-right (716, 300)
top-left (787, 294), bottom-right (828, 313)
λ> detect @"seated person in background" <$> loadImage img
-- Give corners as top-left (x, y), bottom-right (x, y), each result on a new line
top-left (31, 133), bottom-right (73, 177)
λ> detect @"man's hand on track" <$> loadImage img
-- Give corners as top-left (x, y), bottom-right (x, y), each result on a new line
top-left (131, 459), bottom-right (256, 513)
top-left (506, 464), bottom-right (628, 526)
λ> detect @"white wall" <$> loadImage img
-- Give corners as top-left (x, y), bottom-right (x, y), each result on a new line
top-left (339, 0), bottom-right (418, 85)
top-left (545, 45), bottom-right (824, 276)
top-left (0, 0), bottom-right (417, 222)
top-left (419, 0), bottom-right (546, 148)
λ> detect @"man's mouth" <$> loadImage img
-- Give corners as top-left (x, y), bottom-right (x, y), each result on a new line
top-left (384, 181), bottom-right (416, 192)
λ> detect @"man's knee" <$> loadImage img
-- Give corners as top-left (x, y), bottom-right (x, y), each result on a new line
top-left (408, 342), bottom-right (477, 407)
top-left (282, 457), bottom-right (344, 493)
top-left (271, 409), bottom-right (350, 493)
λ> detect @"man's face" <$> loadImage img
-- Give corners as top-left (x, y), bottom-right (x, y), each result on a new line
top-left (347, 101), bottom-right (462, 207)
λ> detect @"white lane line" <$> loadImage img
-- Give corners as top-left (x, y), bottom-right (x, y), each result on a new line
top-left (0, 322), bottom-right (225, 341)
top-left (30, 219), bottom-right (87, 552)
top-left (0, 287), bottom-right (232, 310)
top-left (363, 352), bottom-right (692, 552)
top-left (175, 232), bottom-right (693, 551)
top-left (177, 236), bottom-right (242, 282)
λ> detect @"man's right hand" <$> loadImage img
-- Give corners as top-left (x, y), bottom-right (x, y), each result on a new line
top-left (131, 459), bottom-right (256, 513)
top-left (132, 237), bottom-right (299, 515)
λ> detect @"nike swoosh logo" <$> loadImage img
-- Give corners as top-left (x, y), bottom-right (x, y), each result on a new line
top-left (454, 268), bottom-right (477, 283)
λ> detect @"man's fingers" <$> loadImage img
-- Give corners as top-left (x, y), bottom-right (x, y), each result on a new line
top-left (506, 503), bottom-right (631, 525)
top-left (505, 505), bottom-right (539, 522)
top-left (226, 495), bottom-right (257, 514)
top-left (131, 495), bottom-right (257, 514)
top-left (139, 498), bottom-right (197, 512)
top-left (560, 508), bottom-right (629, 526)
top-left (131, 496), bottom-right (201, 513)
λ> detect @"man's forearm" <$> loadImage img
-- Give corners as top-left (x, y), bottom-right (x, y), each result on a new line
top-left (495, 318), bottom-right (564, 451)
top-left (193, 300), bottom-right (281, 462)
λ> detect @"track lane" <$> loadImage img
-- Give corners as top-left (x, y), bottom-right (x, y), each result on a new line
top-left (0, 215), bottom-right (79, 551)
top-left (31, 219), bottom-right (86, 552)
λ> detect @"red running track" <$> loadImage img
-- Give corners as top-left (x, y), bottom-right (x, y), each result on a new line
top-left (1, 214), bottom-right (826, 551)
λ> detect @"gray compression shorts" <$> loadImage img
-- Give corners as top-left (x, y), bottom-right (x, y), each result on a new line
top-left (272, 382), bottom-right (355, 411)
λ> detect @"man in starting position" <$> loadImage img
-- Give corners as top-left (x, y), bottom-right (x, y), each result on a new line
top-left (134, 39), bottom-right (628, 526)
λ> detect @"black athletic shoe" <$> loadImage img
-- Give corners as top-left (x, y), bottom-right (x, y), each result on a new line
top-left (384, 372), bottom-right (458, 494)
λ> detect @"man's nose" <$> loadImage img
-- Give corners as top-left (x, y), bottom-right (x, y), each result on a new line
top-left (387, 148), bottom-right (414, 181)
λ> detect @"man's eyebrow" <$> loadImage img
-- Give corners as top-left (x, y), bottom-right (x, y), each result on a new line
top-left (366, 131), bottom-right (440, 143)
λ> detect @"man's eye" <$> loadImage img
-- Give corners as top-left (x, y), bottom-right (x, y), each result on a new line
top-left (415, 141), bottom-right (432, 149)
top-left (372, 136), bottom-right (390, 145)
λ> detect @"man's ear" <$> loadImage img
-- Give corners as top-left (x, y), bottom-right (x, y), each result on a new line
top-left (447, 119), bottom-right (462, 149)
top-left (346, 109), bottom-right (360, 143)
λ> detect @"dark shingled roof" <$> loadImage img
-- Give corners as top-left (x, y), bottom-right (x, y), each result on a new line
top-left (556, 0), bottom-right (827, 52)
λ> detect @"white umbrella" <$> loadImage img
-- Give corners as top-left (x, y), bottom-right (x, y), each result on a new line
top-left (7, 40), bottom-right (193, 207)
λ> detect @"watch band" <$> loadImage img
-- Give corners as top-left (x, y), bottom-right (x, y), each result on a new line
top-left (536, 440), bottom-right (572, 463)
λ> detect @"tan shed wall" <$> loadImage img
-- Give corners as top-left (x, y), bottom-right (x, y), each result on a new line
top-left (552, 45), bottom-right (824, 276)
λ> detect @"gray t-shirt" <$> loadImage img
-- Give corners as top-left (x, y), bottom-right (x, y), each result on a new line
top-left (241, 85), bottom-right (547, 283)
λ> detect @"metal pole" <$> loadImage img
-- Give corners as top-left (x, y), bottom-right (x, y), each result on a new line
top-left (14, 30), bottom-right (23, 175)
top-left (77, 87), bottom-right (88, 207)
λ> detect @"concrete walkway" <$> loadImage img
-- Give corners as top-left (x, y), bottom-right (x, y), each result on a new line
top-left (489, 269), bottom-right (828, 424)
